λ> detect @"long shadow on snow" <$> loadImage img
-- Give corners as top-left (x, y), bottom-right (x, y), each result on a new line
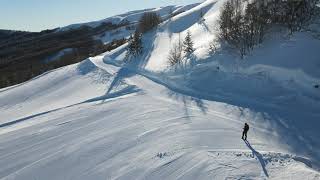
top-left (244, 140), bottom-right (269, 177)
top-left (102, 29), bottom-right (209, 118)
top-left (169, 39), bottom-right (320, 169)
top-left (104, 56), bottom-right (320, 170)
top-left (167, 90), bottom-right (208, 123)
top-left (101, 30), bottom-right (158, 98)
top-left (100, 67), bottom-right (136, 104)
top-left (104, 22), bottom-right (320, 172)
top-left (179, 70), bottom-right (320, 169)
top-left (0, 85), bottom-right (140, 129)
top-left (102, 61), bottom-right (209, 122)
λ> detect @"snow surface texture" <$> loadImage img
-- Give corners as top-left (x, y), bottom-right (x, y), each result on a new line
top-left (1, 0), bottom-right (320, 179)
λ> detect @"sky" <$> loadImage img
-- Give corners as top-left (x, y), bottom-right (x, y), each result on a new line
top-left (0, 0), bottom-right (202, 32)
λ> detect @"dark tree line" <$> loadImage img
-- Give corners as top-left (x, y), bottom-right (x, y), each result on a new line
top-left (0, 11), bottom-right (163, 88)
top-left (219, 0), bottom-right (319, 58)
top-left (0, 24), bottom-right (128, 89)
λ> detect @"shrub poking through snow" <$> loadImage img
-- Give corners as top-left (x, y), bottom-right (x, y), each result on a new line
top-left (208, 39), bottom-right (218, 56)
top-left (168, 42), bottom-right (183, 66)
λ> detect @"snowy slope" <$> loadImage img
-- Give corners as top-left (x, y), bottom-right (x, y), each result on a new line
top-left (58, 4), bottom-right (200, 32)
top-left (1, 56), bottom-right (319, 179)
top-left (61, 4), bottom-right (200, 45)
top-left (1, 0), bottom-right (320, 179)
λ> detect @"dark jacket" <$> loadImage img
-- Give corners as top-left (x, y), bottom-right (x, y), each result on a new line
top-left (244, 124), bottom-right (249, 132)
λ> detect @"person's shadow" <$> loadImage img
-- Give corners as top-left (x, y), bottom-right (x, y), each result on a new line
top-left (244, 140), bottom-right (269, 178)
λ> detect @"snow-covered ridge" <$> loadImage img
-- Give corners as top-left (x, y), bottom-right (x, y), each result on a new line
top-left (57, 3), bottom-right (200, 32)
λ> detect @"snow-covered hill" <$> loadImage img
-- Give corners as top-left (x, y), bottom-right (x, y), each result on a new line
top-left (57, 4), bottom-right (200, 46)
top-left (1, 0), bottom-right (320, 179)
top-left (58, 4), bottom-right (200, 32)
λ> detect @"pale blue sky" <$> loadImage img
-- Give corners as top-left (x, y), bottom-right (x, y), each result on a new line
top-left (0, 0), bottom-right (201, 32)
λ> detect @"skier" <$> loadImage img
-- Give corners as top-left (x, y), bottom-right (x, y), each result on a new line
top-left (242, 123), bottom-right (249, 140)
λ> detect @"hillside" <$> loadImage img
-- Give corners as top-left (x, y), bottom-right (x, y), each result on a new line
top-left (0, 0), bottom-right (320, 179)
top-left (0, 4), bottom-right (198, 88)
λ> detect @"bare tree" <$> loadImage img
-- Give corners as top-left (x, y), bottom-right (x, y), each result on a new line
top-left (208, 39), bottom-right (218, 56)
top-left (219, 0), bottom-right (318, 58)
top-left (168, 35), bottom-right (183, 66)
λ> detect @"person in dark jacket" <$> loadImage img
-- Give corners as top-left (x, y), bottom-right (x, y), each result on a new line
top-left (242, 123), bottom-right (249, 140)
